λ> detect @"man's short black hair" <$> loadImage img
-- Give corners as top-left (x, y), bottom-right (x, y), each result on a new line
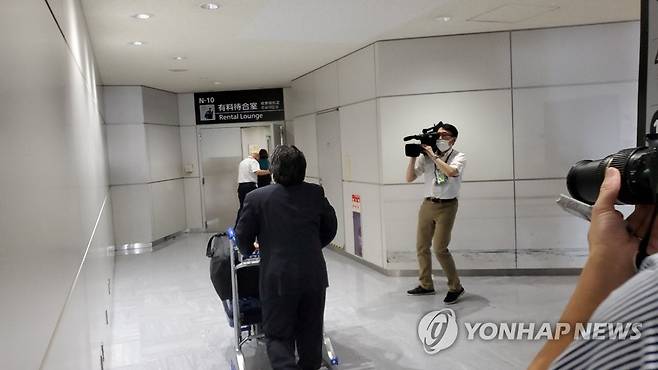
top-left (270, 145), bottom-right (306, 186)
top-left (441, 123), bottom-right (459, 138)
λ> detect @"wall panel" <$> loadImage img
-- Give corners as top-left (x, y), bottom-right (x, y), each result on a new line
top-left (383, 182), bottom-right (516, 270)
top-left (150, 179), bottom-right (187, 240)
top-left (338, 45), bottom-right (376, 106)
top-left (142, 87), bottom-right (179, 125)
top-left (512, 22), bottom-right (639, 87)
top-left (180, 126), bottom-right (199, 177)
top-left (314, 62), bottom-right (339, 111)
top-left (339, 100), bottom-right (380, 183)
top-left (290, 73), bottom-right (315, 117)
top-left (316, 110), bottom-right (345, 248)
top-left (515, 179), bottom-right (587, 268)
top-left (379, 90), bottom-right (513, 183)
top-left (110, 184), bottom-right (153, 246)
top-left (177, 93), bottom-right (196, 126)
top-left (106, 124), bottom-right (149, 185)
top-left (184, 178), bottom-right (203, 230)
top-left (293, 115), bottom-right (319, 178)
top-left (103, 86), bottom-right (143, 124)
top-left (146, 124), bottom-right (184, 182)
top-left (513, 82), bottom-right (637, 179)
top-left (376, 32), bottom-right (510, 96)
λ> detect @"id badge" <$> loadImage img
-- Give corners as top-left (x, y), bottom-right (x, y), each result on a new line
top-left (435, 170), bottom-right (447, 185)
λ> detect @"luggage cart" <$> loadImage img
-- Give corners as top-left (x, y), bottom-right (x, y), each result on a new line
top-left (214, 228), bottom-right (339, 370)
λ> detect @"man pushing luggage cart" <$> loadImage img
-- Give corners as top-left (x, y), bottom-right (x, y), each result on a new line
top-left (234, 145), bottom-right (338, 370)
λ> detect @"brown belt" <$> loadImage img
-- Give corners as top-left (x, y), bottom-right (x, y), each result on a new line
top-left (425, 197), bottom-right (457, 204)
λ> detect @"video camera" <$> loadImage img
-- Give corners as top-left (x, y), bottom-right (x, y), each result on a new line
top-left (403, 122), bottom-right (445, 157)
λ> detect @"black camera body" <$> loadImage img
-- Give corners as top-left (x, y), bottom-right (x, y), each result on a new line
top-left (567, 142), bottom-right (658, 205)
top-left (403, 122), bottom-right (444, 157)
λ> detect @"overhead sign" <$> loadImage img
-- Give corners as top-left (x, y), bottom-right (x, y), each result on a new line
top-left (194, 88), bottom-right (284, 125)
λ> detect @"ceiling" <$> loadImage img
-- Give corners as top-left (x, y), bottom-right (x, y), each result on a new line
top-left (80, 0), bottom-right (640, 93)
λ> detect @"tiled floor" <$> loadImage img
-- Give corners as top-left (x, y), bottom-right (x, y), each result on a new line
top-left (107, 232), bottom-right (578, 370)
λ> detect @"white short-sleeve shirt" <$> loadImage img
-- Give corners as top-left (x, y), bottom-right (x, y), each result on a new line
top-left (414, 149), bottom-right (466, 199)
top-left (238, 157), bottom-right (260, 184)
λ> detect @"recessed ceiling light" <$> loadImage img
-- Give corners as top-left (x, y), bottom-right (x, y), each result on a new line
top-left (130, 41), bottom-right (145, 46)
top-left (173, 56), bottom-right (187, 61)
top-left (133, 13), bottom-right (152, 20)
top-left (200, 3), bottom-right (220, 10)
top-left (435, 16), bottom-right (452, 22)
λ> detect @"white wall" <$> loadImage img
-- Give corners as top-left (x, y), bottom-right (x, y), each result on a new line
top-left (338, 45), bottom-right (376, 106)
top-left (0, 0), bottom-right (114, 369)
top-left (105, 86), bottom-right (186, 243)
top-left (379, 90), bottom-right (514, 183)
top-left (289, 21), bottom-right (639, 271)
top-left (143, 87), bottom-right (179, 125)
top-left (316, 110), bottom-right (345, 248)
top-left (340, 100), bottom-right (380, 183)
top-left (292, 114), bottom-right (320, 178)
top-left (375, 32), bottom-right (511, 96)
top-left (106, 125), bottom-right (149, 184)
top-left (110, 185), bottom-right (153, 245)
top-left (151, 179), bottom-right (187, 240)
top-left (314, 62), bottom-right (339, 111)
top-left (177, 93), bottom-right (204, 230)
top-left (241, 126), bottom-right (271, 158)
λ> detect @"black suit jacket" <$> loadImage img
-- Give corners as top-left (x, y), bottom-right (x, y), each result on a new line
top-left (235, 182), bottom-right (337, 299)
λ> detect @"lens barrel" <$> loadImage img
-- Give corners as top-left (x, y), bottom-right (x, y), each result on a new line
top-left (566, 147), bottom-right (658, 205)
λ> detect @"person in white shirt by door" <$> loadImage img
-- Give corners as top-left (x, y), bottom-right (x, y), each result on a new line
top-left (405, 123), bottom-right (467, 304)
top-left (236, 151), bottom-right (270, 225)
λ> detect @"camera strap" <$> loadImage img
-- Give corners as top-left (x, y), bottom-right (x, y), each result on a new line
top-left (433, 149), bottom-right (454, 185)
top-left (636, 205), bottom-right (658, 269)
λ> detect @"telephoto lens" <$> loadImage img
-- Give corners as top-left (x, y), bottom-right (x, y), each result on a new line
top-left (566, 147), bottom-right (658, 205)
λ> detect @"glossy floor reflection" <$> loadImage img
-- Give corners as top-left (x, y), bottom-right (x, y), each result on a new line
top-left (107, 233), bottom-right (578, 370)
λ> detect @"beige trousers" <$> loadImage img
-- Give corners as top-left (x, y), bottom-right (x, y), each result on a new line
top-left (416, 199), bottom-right (461, 292)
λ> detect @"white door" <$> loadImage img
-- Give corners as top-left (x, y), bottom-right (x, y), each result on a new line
top-left (199, 127), bottom-right (242, 232)
top-left (316, 110), bottom-right (345, 248)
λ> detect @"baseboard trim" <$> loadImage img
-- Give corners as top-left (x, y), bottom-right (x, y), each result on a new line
top-left (326, 246), bottom-right (582, 277)
top-left (326, 245), bottom-right (390, 276)
top-left (113, 231), bottom-right (185, 255)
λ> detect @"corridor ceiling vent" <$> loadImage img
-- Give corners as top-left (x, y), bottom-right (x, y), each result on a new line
top-left (468, 3), bottom-right (560, 23)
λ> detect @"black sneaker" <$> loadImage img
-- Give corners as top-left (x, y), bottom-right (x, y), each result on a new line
top-left (407, 286), bottom-right (435, 295)
top-left (444, 287), bottom-right (465, 304)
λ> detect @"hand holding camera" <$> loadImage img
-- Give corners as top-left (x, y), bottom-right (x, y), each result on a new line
top-left (567, 135), bottom-right (658, 267)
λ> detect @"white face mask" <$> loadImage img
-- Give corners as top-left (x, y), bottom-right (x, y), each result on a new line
top-left (436, 139), bottom-right (451, 153)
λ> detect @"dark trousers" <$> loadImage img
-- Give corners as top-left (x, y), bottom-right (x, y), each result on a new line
top-left (235, 182), bottom-right (257, 226)
top-left (262, 289), bottom-right (326, 370)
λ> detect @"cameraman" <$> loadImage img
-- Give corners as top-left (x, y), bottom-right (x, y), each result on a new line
top-left (529, 168), bottom-right (658, 370)
top-left (405, 123), bottom-right (466, 304)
